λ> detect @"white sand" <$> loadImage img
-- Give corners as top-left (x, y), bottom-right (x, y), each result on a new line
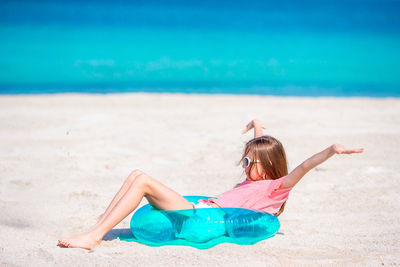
top-left (0, 93), bottom-right (399, 266)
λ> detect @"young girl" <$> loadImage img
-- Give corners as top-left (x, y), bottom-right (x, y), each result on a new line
top-left (58, 119), bottom-right (363, 250)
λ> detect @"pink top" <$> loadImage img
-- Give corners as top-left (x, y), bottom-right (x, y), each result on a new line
top-left (198, 176), bottom-right (292, 214)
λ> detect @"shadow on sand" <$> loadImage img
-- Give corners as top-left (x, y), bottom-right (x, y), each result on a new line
top-left (103, 228), bottom-right (134, 241)
top-left (103, 228), bottom-right (284, 242)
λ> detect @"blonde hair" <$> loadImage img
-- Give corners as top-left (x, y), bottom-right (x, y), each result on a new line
top-left (239, 135), bottom-right (289, 216)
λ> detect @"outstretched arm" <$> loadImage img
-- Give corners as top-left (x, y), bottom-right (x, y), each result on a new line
top-left (282, 144), bottom-right (364, 188)
top-left (242, 119), bottom-right (266, 138)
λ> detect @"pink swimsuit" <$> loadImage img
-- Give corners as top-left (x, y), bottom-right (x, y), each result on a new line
top-left (198, 176), bottom-right (292, 214)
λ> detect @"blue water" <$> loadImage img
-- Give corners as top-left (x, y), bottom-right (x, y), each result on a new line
top-left (1, 0), bottom-right (399, 96)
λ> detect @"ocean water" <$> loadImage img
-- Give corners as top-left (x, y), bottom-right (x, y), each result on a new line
top-left (0, 0), bottom-right (399, 96)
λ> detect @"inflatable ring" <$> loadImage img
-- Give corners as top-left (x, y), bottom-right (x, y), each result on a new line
top-left (119, 196), bottom-right (280, 249)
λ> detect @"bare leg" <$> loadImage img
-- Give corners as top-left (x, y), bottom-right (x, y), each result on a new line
top-left (58, 170), bottom-right (193, 250)
top-left (88, 170), bottom-right (142, 230)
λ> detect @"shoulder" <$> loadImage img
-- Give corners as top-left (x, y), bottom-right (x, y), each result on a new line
top-left (247, 177), bottom-right (286, 190)
top-left (270, 176), bottom-right (292, 191)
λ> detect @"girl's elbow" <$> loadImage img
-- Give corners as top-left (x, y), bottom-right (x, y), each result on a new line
top-left (300, 162), bottom-right (311, 173)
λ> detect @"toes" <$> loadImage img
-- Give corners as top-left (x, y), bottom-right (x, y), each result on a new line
top-left (60, 240), bottom-right (69, 247)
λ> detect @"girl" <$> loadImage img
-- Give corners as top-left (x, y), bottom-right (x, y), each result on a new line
top-left (58, 119), bottom-right (363, 250)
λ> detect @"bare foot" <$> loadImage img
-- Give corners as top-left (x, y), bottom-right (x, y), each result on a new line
top-left (57, 232), bottom-right (101, 250)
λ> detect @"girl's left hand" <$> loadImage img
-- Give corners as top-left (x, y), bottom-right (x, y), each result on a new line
top-left (332, 144), bottom-right (364, 154)
top-left (242, 119), bottom-right (266, 134)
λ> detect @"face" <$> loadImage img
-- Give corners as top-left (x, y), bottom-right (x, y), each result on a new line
top-left (243, 153), bottom-right (266, 181)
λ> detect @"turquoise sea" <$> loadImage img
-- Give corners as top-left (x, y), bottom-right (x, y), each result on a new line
top-left (1, 0), bottom-right (399, 97)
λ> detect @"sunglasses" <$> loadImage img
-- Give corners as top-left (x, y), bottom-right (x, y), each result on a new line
top-left (242, 156), bottom-right (260, 167)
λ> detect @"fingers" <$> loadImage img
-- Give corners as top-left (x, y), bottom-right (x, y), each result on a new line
top-left (241, 123), bottom-right (252, 134)
top-left (337, 148), bottom-right (364, 154)
top-left (242, 120), bottom-right (267, 134)
top-left (345, 148), bottom-right (364, 153)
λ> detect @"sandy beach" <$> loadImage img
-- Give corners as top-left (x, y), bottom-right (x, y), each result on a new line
top-left (0, 93), bottom-right (399, 266)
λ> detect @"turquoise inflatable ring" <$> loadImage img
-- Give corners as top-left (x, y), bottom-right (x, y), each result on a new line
top-left (119, 196), bottom-right (280, 249)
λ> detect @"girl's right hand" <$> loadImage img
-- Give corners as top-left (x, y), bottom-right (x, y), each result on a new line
top-left (241, 119), bottom-right (266, 134)
top-left (332, 144), bottom-right (364, 154)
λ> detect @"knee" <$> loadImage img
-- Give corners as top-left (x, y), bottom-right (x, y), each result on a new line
top-left (126, 169), bottom-right (144, 183)
top-left (133, 173), bottom-right (152, 193)
top-left (134, 173), bottom-right (150, 186)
